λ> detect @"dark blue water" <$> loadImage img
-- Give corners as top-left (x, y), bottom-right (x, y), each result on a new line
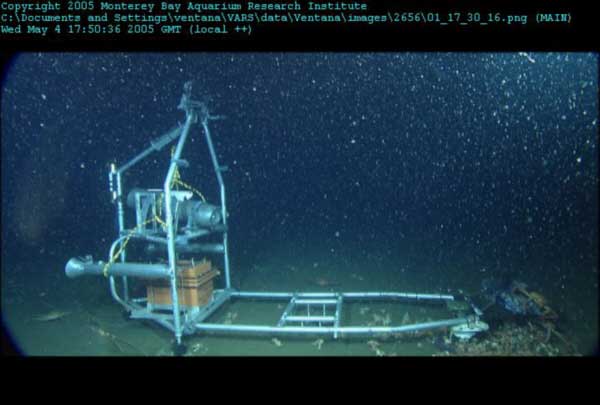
top-left (1, 53), bottom-right (597, 355)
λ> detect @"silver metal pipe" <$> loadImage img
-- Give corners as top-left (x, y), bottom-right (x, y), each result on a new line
top-left (107, 236), bottom-right (131, 309)
top-left (174, 230), bottom-right (211, 243)
top-left (115, 170), bottom-right (130, 301)
top-left (107, 168), bottom-right (132, 307)
top-left (146, 242), bottom-right (224, 255)
top-left (231, 291), bottom-right (295, 299)
top-left (138, 235), bottom-right (169, 244)
top-left (194, 317), bottom-right (470, 336)
top-left (202, 120), bottom-right (231, 289)
top-left (285, 315), bottom-right (335, 323)
top-left (164, 112), bottom-right (195, 345)
top-left (65, 257), bottom-right (170, 279)
top-left (342, 292), bottom-right (455, 301)
top-left (334, 295), bottom-right (342, 338)
top-left (295, 299), bottom-right (338, 305)
top-left (230, 291), bottom-right (455, 301)
top-left (117, 125), bottom-right (182, 174)
top-left (202, 120), bottom-right (225, 191)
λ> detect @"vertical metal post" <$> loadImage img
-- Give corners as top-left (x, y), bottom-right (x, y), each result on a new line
top-left (108, 164), bottom-right (129, 302)
top-left (164, 112), bottom-right (195, 345)
top-left (115, 171), bottom-right (129, 300)
top-left (202, 120), bottom-right (231, 289)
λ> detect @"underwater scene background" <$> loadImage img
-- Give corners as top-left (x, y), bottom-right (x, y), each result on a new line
top-left (1, 52), bottom-right (597, 355)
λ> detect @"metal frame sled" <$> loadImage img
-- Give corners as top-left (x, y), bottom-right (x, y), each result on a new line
top-left (65, 82), bottom-right (488, 352)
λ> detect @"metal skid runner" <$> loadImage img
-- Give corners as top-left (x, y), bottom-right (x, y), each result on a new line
top-left (65, 82), bottom-right (488, 354)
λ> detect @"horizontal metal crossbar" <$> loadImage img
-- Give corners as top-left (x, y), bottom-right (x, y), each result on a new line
top-left (295, 299), bottom-right (338, 305)
top-left (194, 317), bottom-right (473, 337)
top-left (285, 315), bottom-right (336, 323)
top-left (123, 289), bottom-right (483, 340)
top-left (230, 291), bottom-right (455, 301)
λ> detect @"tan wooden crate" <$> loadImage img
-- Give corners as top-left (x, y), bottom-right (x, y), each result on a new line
top-left (146, 260), bottom-right (219, 307)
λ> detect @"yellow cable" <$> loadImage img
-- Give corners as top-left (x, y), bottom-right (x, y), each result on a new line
top-left (104, 147), bottom-right (209, 276)
top-left (170, 145), bottom-right (207, 202)
top-left (102, 216), bottom-right (163, 277)
top-left (173, 178), bottom-right (207, 202)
